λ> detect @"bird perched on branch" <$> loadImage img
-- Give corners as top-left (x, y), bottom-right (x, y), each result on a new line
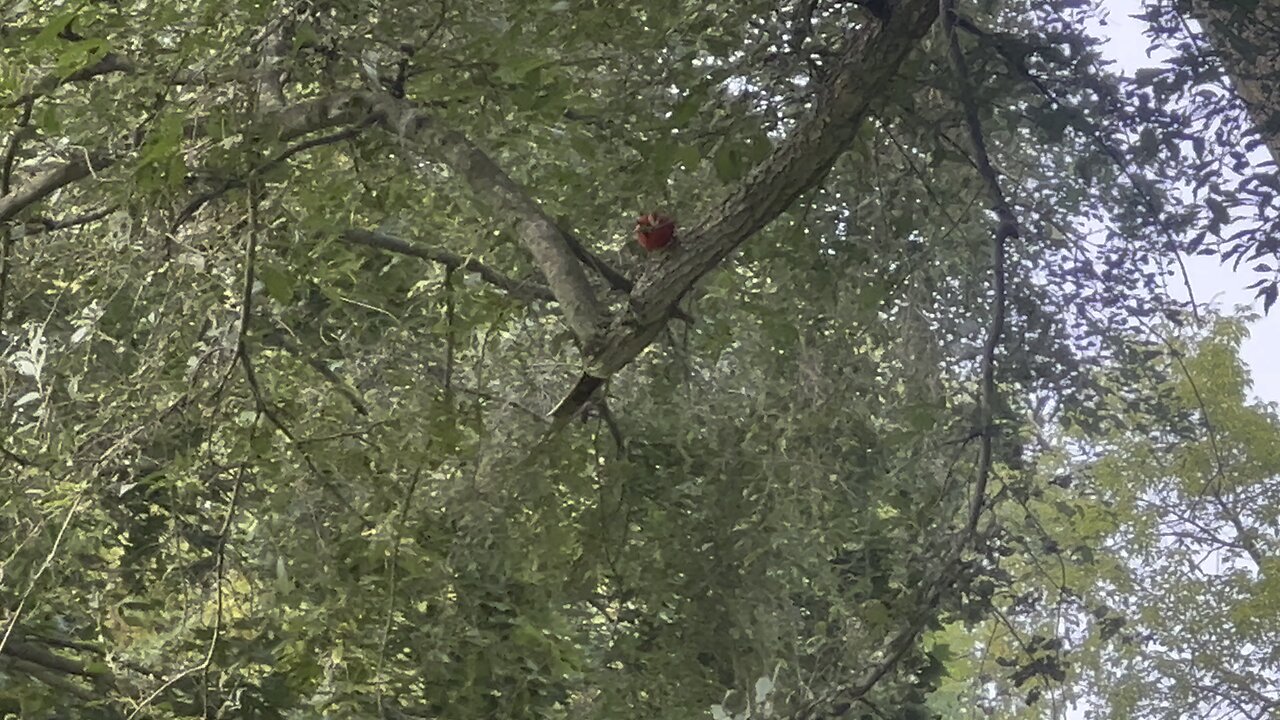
top-left (634, 213), bottom-right (676, 251)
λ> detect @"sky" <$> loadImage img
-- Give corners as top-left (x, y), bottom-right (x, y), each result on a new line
top-left (1094, 0), bottom-right (1280, 405)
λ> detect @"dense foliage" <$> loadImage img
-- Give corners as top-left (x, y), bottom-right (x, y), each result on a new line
top-left (1, 0), bottom-right (1277, 719)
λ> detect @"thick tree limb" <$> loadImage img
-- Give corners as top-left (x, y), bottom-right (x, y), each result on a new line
top-left (551, 0), bottom-right (939, 419)
top-left (363, 4), bottom-right (935, 425)
top-left (377, 101), bottom-right (604, 346)
top-left (628, 2), bottom-right (937, 327)
top-left (559, 228), bottom-right (695, 324)
top-left (342, 228), bottom-right (698, 322)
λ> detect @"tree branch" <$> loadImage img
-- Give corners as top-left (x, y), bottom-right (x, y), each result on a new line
top-left (4, 52), bottom-right (136, 109)
top-left (173, 124), bottom-right (371, 229)
top-left (0, 151), bottom-right (115, 224)
top-left (0, 92), bottom-right (378, 228)
top-left (342, 228), bottom-right (555, 302)
top-left (551, 0), bottom-right (940, 420)
top-left (803, 6), bottom-right (1019, 716)
top-left (23, 206), bottom-right (117, 235)
top-left (378, 100), bottom-right (604, 346)
top-left (0, 655), bottom-right (99, 702)
top-left (2, 101), bottom-right (35, 195)
top-left (3, 640), bottom-right (103, 680)
top-left (559, 227), bottom-right (695, 324)
top-left (941, 0), bottom-right (1014, 536)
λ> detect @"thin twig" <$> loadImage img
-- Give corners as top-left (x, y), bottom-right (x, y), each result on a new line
top-left (126, 454), bottom-right (249, 720)
top-left (959, 13), bottom-right (1201, 320)
top-left (0, 487), bottom-right (87, 658)
top-left (375, 467), bottom-right (423, 718)
top-left (5, 53), bottom-right (135, 109)
top-left (200, 453), bottom-right (251, 713)
top-left (23, 206), bottom-right (117, 235)
top-left (260, 325), bottom-right (370, 415)
top-left (173, 125), bottom-right (369, 230)
top-left (444, 268), bottom-right (456, 406)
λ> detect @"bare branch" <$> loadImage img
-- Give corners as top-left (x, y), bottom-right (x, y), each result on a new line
top-left (23, 206), bottom-right (117, 235)
top-left (342, 228), bottom-right (555, 303)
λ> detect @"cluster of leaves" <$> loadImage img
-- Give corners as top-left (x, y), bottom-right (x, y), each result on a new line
top-left (1, 0), bottom-right (1277, 719)
top-left (937, 317), bottom-right (1280, 720)
top-left (1131, 0), bottom-right (1280, 309)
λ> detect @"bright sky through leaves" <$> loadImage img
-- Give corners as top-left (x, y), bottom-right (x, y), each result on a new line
top-left (1096, 0), bottom-right (1280, 403)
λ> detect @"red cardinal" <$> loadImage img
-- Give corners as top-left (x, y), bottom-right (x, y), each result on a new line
top-left (634, 213), bottom-right (676, 251)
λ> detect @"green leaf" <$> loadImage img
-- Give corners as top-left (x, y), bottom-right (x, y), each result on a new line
top-left (713, 143), bottom-right (742, 183)
top-left (670, 94), bottom-right (703, 125)
top-left (675, 144), bottom-right (703, 170)
top-left (31, 11), bottom-right (76, 49)
top-left (55, 38), bottom-right (109, 80)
